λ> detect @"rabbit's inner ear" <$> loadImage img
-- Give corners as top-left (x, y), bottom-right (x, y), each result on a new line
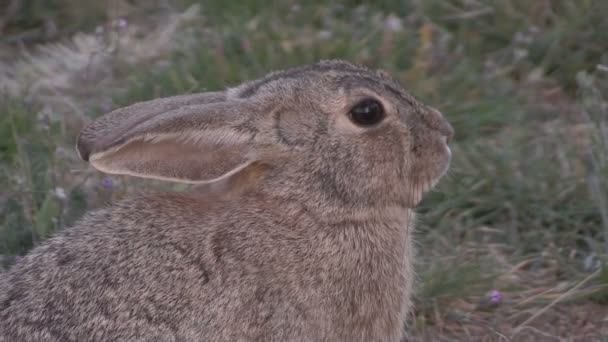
top-left (89, 135), bottom-right (250, 184)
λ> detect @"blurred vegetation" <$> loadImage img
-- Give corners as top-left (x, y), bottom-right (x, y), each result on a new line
top-left (1, 0), bottom-right (607, 339)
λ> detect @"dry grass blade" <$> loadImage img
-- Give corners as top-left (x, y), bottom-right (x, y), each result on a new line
top-left (512, 268), bottom-right (601, 335)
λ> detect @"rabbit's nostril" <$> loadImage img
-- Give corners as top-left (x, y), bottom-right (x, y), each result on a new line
top-left (429, 108), bottom-right (454, 144)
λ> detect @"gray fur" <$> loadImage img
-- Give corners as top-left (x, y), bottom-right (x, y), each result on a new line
top-left (0, 60), bottom-right (453, 342)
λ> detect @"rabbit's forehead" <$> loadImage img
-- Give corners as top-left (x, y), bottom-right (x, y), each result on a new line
top-left (331, 74), bottom-right (416, 103)
top-left (232, 63), bottom-right (351, 99)
top-left (232, 61), bottom-right (407, 99)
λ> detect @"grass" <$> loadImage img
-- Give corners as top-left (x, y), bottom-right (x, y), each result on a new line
top-left (1, 0), bottom-right (607, 340)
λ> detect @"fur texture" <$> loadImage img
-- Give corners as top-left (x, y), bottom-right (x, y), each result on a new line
top-left (0, 60), bottom-right (453, 342)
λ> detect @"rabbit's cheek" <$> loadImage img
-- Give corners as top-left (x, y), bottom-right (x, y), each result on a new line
top-left (404, 135), bottom-right (451, 203)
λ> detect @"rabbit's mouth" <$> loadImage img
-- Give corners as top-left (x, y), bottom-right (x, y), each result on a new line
top-left (440, 136), bottom-right (452, 167)
top-left (434, 137), bottom-right (452, 182)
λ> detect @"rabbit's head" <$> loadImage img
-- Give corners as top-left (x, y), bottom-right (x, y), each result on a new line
top-left (77, 60), bottom-right (453, 212)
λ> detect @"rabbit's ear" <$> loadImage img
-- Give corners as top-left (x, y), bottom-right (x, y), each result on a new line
top-left (77, 92), bottom-right (263, 184)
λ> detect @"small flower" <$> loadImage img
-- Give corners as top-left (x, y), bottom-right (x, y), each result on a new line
top-left (101, 176), bottom-right (114, 188)
top-left (384, 14), bottom-right (403, 33)
top-left (54, 187), bottom-right (67, 200)
top-left (37, 110), bottom-right (52, 130)
top-left (55, 146), bottom-right (67, 158)
top-left (489, 290), bottom-right (502, 304)
top-left (241, 38), bottom-right (252, 52)
top-left (317, 30), bottom-right (333, 40)
top-left (117, 18), bottom-right (128, 29)
top-left (3, 255), bottom-right (23, 266)
top-left (100, 101), bottom-right (113, 113)
top-left (513, 48), bottom-right (529, 62)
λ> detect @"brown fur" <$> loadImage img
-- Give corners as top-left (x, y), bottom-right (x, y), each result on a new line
top-left (0, 60), bottom-right (453, 341)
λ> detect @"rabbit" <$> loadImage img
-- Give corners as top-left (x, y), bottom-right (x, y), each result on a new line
top-left (0, 59), bottom-right (453, 342)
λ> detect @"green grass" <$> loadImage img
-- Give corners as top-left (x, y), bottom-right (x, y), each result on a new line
top-left (1, 0), bottom-right (607, 339)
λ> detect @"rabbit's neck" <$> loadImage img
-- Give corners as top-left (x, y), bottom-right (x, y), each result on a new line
top-left (315, 211), bottom-right (414, 340)
top-left (318, 204), bottom-right (414, 225)
top-left (256, 176), bottom-right (414, 225)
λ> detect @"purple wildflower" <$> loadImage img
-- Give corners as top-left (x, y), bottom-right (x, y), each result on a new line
top-left (100, 102), bottom-right (113, 113)
top-left (101, 176), bottom-right (114, 188)
top-left (242, 38), bottom-right (252, 52)
top-left (117, 18), bottom-right (128, 29)
top-left (490, 290), bottom-right (502, 304)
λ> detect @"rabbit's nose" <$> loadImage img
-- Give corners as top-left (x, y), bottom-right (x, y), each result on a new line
top-left (428, 108), bottom-right (454, 143)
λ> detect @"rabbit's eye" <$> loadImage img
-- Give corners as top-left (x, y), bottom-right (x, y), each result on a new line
top-left (349, 99), bottom-right (385, 127)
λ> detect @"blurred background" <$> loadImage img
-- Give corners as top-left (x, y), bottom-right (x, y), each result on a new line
top-left (0, 0), bottom-right (606, 340)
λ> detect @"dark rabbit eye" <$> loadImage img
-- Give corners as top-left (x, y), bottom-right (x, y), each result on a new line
top-left (349, 99), bottom-right (385, 127)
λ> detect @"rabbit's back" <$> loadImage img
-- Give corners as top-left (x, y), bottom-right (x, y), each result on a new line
top-left (0, 191), bottom-right (411, 342)
top-left (0, 193), bottom-right (297, 341)
top-left (1, 194), bottom-right (212, 341)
